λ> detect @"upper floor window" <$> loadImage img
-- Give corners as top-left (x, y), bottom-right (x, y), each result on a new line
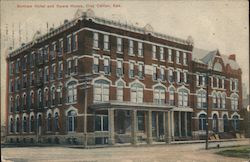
top-left (51, 87), bottom-right (56, 106)
top-left (129, 62), bottom-right (135, 78)
top-left (197, 91), bottom-right (207, 108)
top-left (117, 37), bottom-right (122, 53)
top-left (23, 55), bottom-right (27, 70)
top-left (183, 71), bottom-right (188, 84)
top-left (131, 83), bottom-right (143, 103)
top-left (222, 94), bottom-right (226, 109)
top-left (67, 35), bottom-right (72, 53)
top-left (178, 89), bottom-right (188, 107)
top-left (138, 63), bottom-right (144, 79)
top-left (58, 39), bottom-right (63, 56)
top-left (152, 45), bottom-right (156, 59)
top-left (44, 46), bottom-right (49, 62)
top-left (103, 35), bottom-right (109, 50)
top-left (152, 66), bottom-right (157, 81)
top-left (51, 43), bottom-right (56, 59)
top-left (138, 42), bottom-right (143, 57)
top-left (176, 71), bottom-right (181, 83)
top-left (104, 58), bottom-right (110, 75)
top-left (57, 85), bottom-right (63, 105)
top-left (93, 32), bottom-right (99, 48)
top-left (169, 87), bottom-right (175, 106)
top-left (44, 67), bottom-right (49, 82)
top-left (58, 61), bottom-right (63, 79)
top-left (231, 94), bottom-right (238, 110)
top-left (176, 51), bottom-right (180, 64)
top-left (168, 49), bottom-right (173, 62)
top-left (183, 53), bottom-right (187, 65)
top-left (72, 33), bottom-right (78, 51)
top-left (116, 60), bottom-right (123, 77)
top-left (160, 47), bottom-right (164, 60)
top-left (44, 88), bottom-right (49, 107)
top-left (94, 80), bottom-right (110, 102)
top-left (117, 81), bottom-right (124, 101)
top-left (93, 56), bottom-right (99, 73)
top-left (129, 40), bottom-right (134, 55)
top-left (16, 59), bottom-right (20, 73)
top-left (154, 86), bottom-right (165, 104)
top-left (197, 74), bottom-right (206, 87)
top-left (9, 62), bottom-right (14, 75)
top-left (50, 64), bottom-right (56, 80)
top-left (67, 81), bottom-right (77, 103)
top-left (212, 93), bottom-right (217, 108)
top-left (168, 69), bottom-right (174, 83)
top-left (160, 67), bottom-right (165, 81)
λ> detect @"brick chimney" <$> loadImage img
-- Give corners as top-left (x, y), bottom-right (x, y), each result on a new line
top-left (228, 54), bottom-right (236, 61)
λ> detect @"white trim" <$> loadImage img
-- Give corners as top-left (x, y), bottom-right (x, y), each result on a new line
top-left (15, 114), bottom-right (20, 119)
top-left (197, 110), bottom-right (207, 117)
top-left (115, 78), bottom-right (126, 87)
top-left (65, 105), bottom-right (78, 116)
top-left (22, 113), bottom-right (28, 118)
top-left (221, 112), bottom-right (229, 118)
top-left (168, 85), bottom-right (176, 91)
top-left (211, 111), bottom-right (219, 117)
top-left (29, 112), bottom-right (35, 118)
top-left (152, 82), bottom-right (167, 90)
top-left (128, 79), bottom-right (145, 89)
top-left (92, 75), bottom-right (112, 85)
top-left (46, 109), bottom-right (53, 117)
top-left (65, 77), bottom-right (78, 86)
top-left (177, 85), bottom-right (190, 93)
top-left (230, 112), bottom-right (240, 119)
top-left (36, 112), bottom-right (43, 118)
top-left (53, 108), bottom-right (60, 117)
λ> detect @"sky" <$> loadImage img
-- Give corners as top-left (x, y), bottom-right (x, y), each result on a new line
top-left (0, 0), bottom-right (249, 125)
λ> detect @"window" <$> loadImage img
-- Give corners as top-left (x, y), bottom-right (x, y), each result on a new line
top-left (23, 55), bottom-right (27, 70)
top-left (93, 33), bottom-right (99, 48)
top-left (30, 116), bottom-right (35, 132)
top-left (217, 94), bottom-right (221, 108)
top-left (168, 49), bottom-right (173, 62)
top-left (9, 97), bottom-right (14, 112)
top-left (223, 115), bottom-right (228, 132)
top-left (73, 58), bottom-right (78, 74)
top-left (103, 35), bottom-right (109, 50)
top-left (47, 113), bottom-right (52, 132)
top-left (58, 39), bottom-right (63, 56)
top-left (95, 115), bottom-right (108, 131)
top-left (168, 69), bottom-right (174, 83)
top-left (51, 87), bottom-right (56, 106)
top-left (212, 114), bottom-right (218, 132)
top-left (44, 67), bottom-right (49, 82)
top-left (152, 45), bottom-right (156, 59)
top-left (183, 53), bottom-right (187, 65)
top-left (22, 93), bottom-right (27, 109)
top-left (222, 79), bottom-right (225, 89)
top-left (169, 87), bottom-right (175, 106)
top-left (160, 47), bottom-right (164, 60)
top-left (116, 37), bottom-right (123, 53)
top-left (9, 79), bottom-right (14, 92)
top-left (183, 71), bottom-right (188, 83)
top-left (197, 91), bottom-right (207, 108)
top-left (72, 33), bottom-right (78, 51)
top-left (30, 52), bottom-right (35, 67)
top-left (129, 40), bottom-right (134, 55)
top-left (57, 85), bottom-right (63, 105)
top-left (176, 51), bottom-right (180, 64)
top-left (176, 71), bottom-right (181, 83)
top-left (22, 75), bottom-right (27, 88)
top-left (178, 89), bottom-right (188, 107)
top-left (152, 66), bottom-right (157, 81)
top-left (232, 115), bottom-right (239, 131)
top-left (37, 114), bottom-right (42, 128)
top-left (67, 60), bottom-right (72, 75)
top-left (117, 81), bottom-right (124, 101)
top-left (160, 67), bottom-right (165, 81)
top-left (212, 93), bottom-right (217, 108)
top-left (23, 116), bottom-right (27, 132)
top-left (68, 110), bottom-right (77, 132)
top-left (131, 83), bottom-right (143, 103)
top-left (222, 94), bottom-right (226, 109)
top-left (199, 114), bottom-right (207, 131)
top-left (37, 89), bottom-right (42, 109)
top-left (138, 42), bottom-right (143, 56)
top-left (15, 95), bottom-right (20, 111)
top-left (116, 60), bottom-right (123, 77)
top-left (67, 81), bottom-right (77, 103)
top-left (138, 63), bottom-right (144, 79)
top-left (58, 61), bottom-right (63, 79)
top-left (38, 49), bottom-right (43, 64)
top-left (137, 112), bottom-right (145, 131)
top-left (54, 112), bottom-right (59, 132)
top-left (93, 56), bottom-right (99, 73)
top-left (30, 72), bottom-right (34, 86)
top-left (50, 43), bottom-right (56, 59)
top-left (104, 58), bottom-right (110, 75)
top-left (30, 91), bottom-right (34, 108)
top-left (94, 80), bottom-right (110, 102)
top-left (9, 118), bottom-right (14, 133)
top-left (154, 86), bottom-right (165, 104)
top-left (231, 95), bottom-right (238, 110)
top-left (129, 62), bottom-right (135, 78)
top-left (67, 35), bottom-right (72, 53)
top-left (16, 59), bottom-right (20, 73)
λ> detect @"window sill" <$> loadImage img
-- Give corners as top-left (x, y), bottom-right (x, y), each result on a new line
top-left (103, 49), bottom-right (110, 52)
top-left (138, 55), bottom-right (144, 58)
top-left (160, 59), bottom-right (165, 62)
top-left (116, 51), bottom-right (123, 54)
top-left (65, 102), bottom-right (77, 106)
top-left (93, 47), bottom-right (100, 50)
top-left (128, 54), bottom-right (135, 56)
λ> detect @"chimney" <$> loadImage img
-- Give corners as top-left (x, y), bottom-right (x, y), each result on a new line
top-left (228, 54), bottom-right (236, 61)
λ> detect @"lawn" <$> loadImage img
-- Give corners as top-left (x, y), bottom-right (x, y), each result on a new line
top-left (216, 145), bottom-right (250, 159)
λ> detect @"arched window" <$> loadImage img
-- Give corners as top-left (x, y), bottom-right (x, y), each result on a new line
top-left (51, 87), bottom-right (56, 106)
top-left (199, 114), bottom-right (207, 131)
top-left (217, 94), bottom-right (221, 109)
top-left (44, 88), bottom-right (49, 107)
top-left (67, 81), bottom-right (77, 103)
top-left (15, 95), bottom-right (20, 111)
top-left (212, 114), bottom-right (218, 132)
top-left (222, 94), bottom-right (226, 109)
top-left (30, 91), bottom-right (34, 108)
top-left (68, 110), bottom-right (77, 132)
top-left (57, 85), bottom-right (63, 105)
top-left (37, 114), bottom-right (42, 127)
top-left (223, 114), bottom-right (228, 132)
top-left (231, 95), bottom-right (238, 110)
top-left (178, 89), bottom-right (188, 107)
top-left (23, 116), bottom-right (27, 132)
top-left (16, 117), bottom-right (20, 133)
top-left (30, 116), bottom-right (35, 132)
top-left (197, 91), bottom-right (206, 108)
top-left (232, 115), bottom-right (239, 131)
top-left (9, 118), bottom-right (14, 133)
top-left (9, 97), bottom-right (14, 113)
top-left (131, 83), bottom-right (143, 103)
top-left (117, 81), bottom-right (124, 101)
top-left (47, 113), bottom-right (52, 132)
top-left (212, 93), bottom-right (217, 108)
top-left (169, 87), bottom-right (175, 106)
top-left (153, 86), bottom-right (165, 104)
top-left (94, 80), bottom-right (110, 102)
top-left (23, 93), bottom-right (27, 110)
top-left (54, 112), bottom-right (59, 132)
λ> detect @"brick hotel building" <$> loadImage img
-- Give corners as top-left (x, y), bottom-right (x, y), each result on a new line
top-left (5, 10), bottom-right (243, 145)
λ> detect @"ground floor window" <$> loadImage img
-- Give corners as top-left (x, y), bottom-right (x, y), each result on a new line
top-left (137, 111), bottom-right (145, 131)
top-left (68, 110), bottom-right (77, 132)
top-left (95, 115), bottom-right (108, 131)
top-left (199, 114), bottom-right (207, 131)
top-left (232, 115), bottom-right (240, 131)
top-left (223, 115), bottom-right (228, 132)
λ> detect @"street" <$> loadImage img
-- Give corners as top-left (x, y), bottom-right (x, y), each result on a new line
top-left (1, 139), bottom-right (250, 162)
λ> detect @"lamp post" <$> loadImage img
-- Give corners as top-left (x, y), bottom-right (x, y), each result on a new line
top-left (79, 73), bottom-right (96, 148)
top-left (205, 69), bottom-right (212, 150)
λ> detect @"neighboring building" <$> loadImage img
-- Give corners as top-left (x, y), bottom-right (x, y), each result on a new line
top-left (5, 10), bottom-right (243, 145)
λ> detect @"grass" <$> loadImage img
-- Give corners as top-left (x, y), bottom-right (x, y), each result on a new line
top-left (216, 145), bottom-right (250, 159)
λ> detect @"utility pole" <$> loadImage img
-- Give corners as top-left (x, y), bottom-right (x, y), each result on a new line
top-left (205, 69), bottom-right (211, 150)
